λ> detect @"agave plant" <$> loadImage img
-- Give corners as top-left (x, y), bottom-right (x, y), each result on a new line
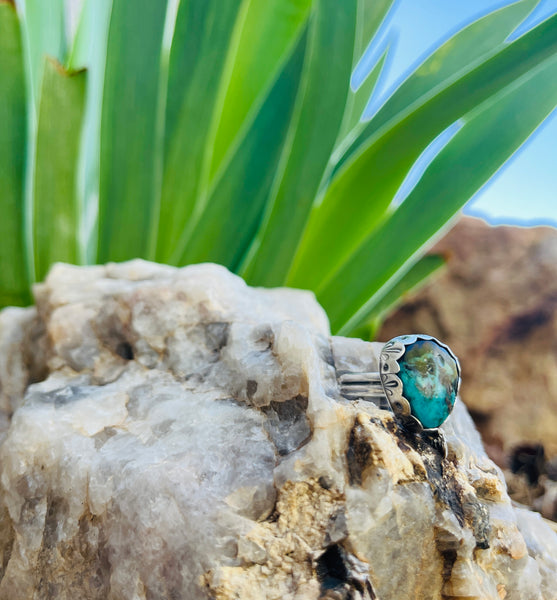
top-left (1, 0), bottom-right (556, 336)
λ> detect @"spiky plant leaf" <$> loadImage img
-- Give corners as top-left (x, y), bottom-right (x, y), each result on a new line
top-left (32, 59), bottom-right (86, 281)
top-left (162, 0), bottom-right (316, 265)
top-left (97, 0), bottom-right (168, 263)
top-left (288, 8), bottom-right (557, 294)
top-left (178, 29), bottom-right (308, 268)
top-left (350, 254), bottom-right (445, 340)
top-left (335, 0), bottom-right (394, 143)
top-left (66, 0), bottom-right (112, 263)
top-left (14, 0), bottom-right (66, 111)
top-left (337, 47), bottom-right (388, 146)
top-left (207, 0), bottom-right (313, 182)
top-left (320, 47), bottom-right (557, 333)
top-left (155, 0), bottom-right (245, 263)
top-left (0, 1), bottom-right (29, 306)
top-left (1, 0), bottom-right (557, 343)
top-left (239, 0), bottom-right (358, 284)
top-left (343, 0), bottom-right (539, 160)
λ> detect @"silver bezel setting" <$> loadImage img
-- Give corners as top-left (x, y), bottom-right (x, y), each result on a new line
top-left (379, 334), bottom-right (461, 432)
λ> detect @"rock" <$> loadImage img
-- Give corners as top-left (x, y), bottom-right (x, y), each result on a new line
top-left (379, 216), bottom-right (557, 459)
top-left (0, 260), bottom-right (554, 600)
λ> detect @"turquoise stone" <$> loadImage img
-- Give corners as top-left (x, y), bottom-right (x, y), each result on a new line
top-left (397, 339), bottom-right (459, 429)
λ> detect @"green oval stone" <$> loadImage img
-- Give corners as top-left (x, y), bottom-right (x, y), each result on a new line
top-left (397, 339), bottom-right (459, 429)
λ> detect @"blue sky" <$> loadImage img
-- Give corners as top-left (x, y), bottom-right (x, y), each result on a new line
top-left (361, 0), bottom-right (557, 227)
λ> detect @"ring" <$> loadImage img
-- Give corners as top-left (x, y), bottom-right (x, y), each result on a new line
top-left (339, 334), bottom-right (461, 434)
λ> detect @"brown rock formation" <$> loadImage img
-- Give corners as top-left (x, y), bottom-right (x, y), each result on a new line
top-left (379, 216), bottom-right (557, 461)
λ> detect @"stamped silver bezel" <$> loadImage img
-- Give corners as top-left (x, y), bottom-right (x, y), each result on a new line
top-left (379, 334), bottom-right (461, 431)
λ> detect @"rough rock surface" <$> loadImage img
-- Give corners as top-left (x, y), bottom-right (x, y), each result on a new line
top-left (0, 260), bottom-right (555, 600)
top-left (379, 216), bottom-right (557, 459)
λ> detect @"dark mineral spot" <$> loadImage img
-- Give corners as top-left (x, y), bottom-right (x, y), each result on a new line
top-left (252, 325), bottom-right (274, 351)
top-left (23, 319), bottom-right (50, 385)
top-left (420, 453), bottom-right (465, 527)
top-left (421, 429), bottom-right (447, 457)
top-left (463, 498), bottom-right (491, 549)
top-left (346, 422), bottom-right (372, 486)
top-left (397, 438), bottom-right (412, 453)
top-left (115, 341), bottom-right (134, 360)
top-left (316, 545), bottom-right (376, 599)
top-left (0, 521), bottom-right (13, 579)
top-left (94, 426), bottom-right (119, 449)
top-left (204, 322), bottom-right (229, 354)
top-left (316, 545), bottom-right (350, 591)
top-left (325, 509), bottom-right (348, 545)
top-left (440, 548), bottom-right (458, 583)
top-left (40, 495), bottom-right (69, 550)
top-left (262, 395), bottom-right (311, 456)
top-left (246, 379), bottom-right (258, 399)
top-left (382, 418), bottom-right (397, 434)
top-left (318, 338), bottom-right (335, 367)
top-left (93, 301), bottom-right (134, 362)
top-left (37, 385), bottom-right (86, 408)
top-left (318, 476), bottom-right (333, 490)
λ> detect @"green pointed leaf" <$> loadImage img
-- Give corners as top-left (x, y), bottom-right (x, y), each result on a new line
top-left (337, 47), bottom-right (388, 146)
top-left (0, 2), bottom-right (29, 306)
top-left (97, 0), bottom-right (168, 263)
top-left (341, 0), bottom-right (539, 164)
top-left (332, 0), bottom-right (394, 175)
top-left (66, 0), bottom-right (112, 264)
top-left (155, 0), bottom-right (244, 263)
top-left (358, 0), bottom-right (393, 57)
top-left (14, 0), bottom-right (66, 111)
top-left (319, 51), bottom-right (557, 334)
top-left (177, 31), bottom-right (307, 268)
top-left (13, 0), bottom-right (68, 285)
top-left (288, 10), bottom-right (557, 292)
top-left (350, 254), bottom-right (445, 340)
top-left (208, 0), bottom-right (312, 181)
top-left (239, 0), bottom-right (358, 285)
top-left (340, 0), bottom-right (394, 140)
top-left (66, 0), bottom-right (112, 71)
top-left (32, 59), bottom-right (86, 282)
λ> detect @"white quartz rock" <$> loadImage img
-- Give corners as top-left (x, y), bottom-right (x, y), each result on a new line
top-left (0, 260), bottom-right (554, 600)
